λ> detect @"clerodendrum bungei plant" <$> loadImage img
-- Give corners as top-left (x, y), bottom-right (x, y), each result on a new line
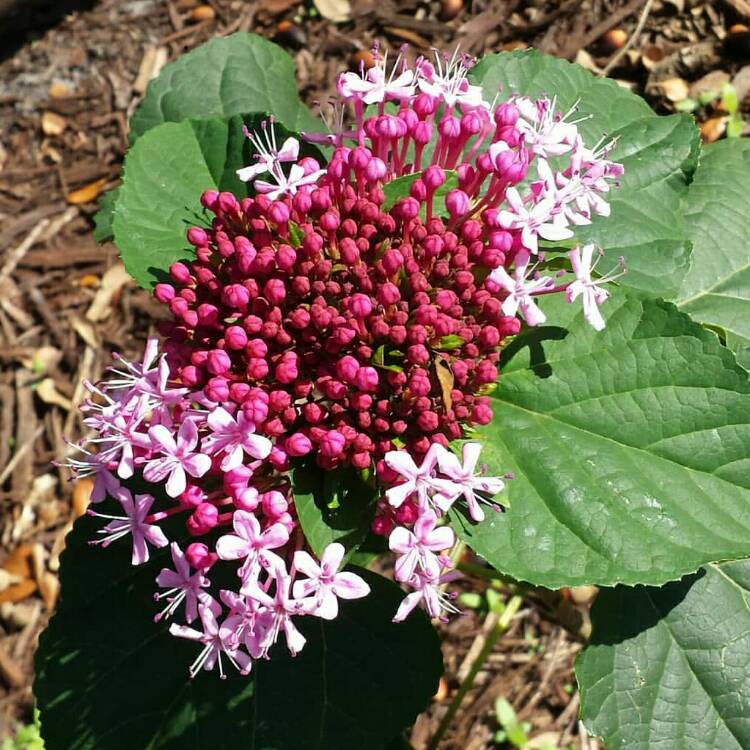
top-left (34, 34), bottom-right (750, 750)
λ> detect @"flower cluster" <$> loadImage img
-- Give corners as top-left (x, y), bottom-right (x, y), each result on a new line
top-left (65, 45), bottom-right (625, 678)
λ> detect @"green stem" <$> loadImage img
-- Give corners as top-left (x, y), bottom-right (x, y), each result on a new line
top-left (426, 595), bottom-right (523, 750)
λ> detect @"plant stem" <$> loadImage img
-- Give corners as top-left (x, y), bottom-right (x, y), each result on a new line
top-left (426, 594), bottom-right (523, 750)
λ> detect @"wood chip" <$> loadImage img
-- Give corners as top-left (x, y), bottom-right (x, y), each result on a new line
top-left (72, 478), bottom-right (94, 518)
top-left (658, 76), bottom-right (690, 102)
top-left (0, 578), bottom-right (37, 605)
top-left (314, 0), bottom-right (351, 22)
top-left (40, 571), bottom-right (60, 611)
top-left (0, 644), bottom-right (24, 689)
top-left (700, 115), bottom-right (728, 142)
top-left (36, 377), bottom-right (74, 411)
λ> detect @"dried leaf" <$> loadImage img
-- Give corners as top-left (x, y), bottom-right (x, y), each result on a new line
top-left (19, 345), bottom-right (63, 374)
top-left (36, 378), bottom-right (74, 411)
top-left (0, 570), bottom-right (21, 594)
top-left (569, 584), bottom-right (598, 604)
top-left (700, 115), bottom-right (727, 143)
top-left (0, 578), bottom-right (37, 605)
top-left (72, 478), bottom-right (94, 519)
top-left (658, 77), bottom-right (690, 102)
top-left (71, 316), bottom-right (100, 348)
top-left (133, 46), bottom-right (170, 95)
top-left (86, 263), bottom-right (131, 322)
top-left (2, 545), bottom-right (33, 579)
top-left (66, 178), bottom-right (107, 205)
top-left (314, 0), bottom-right (352, 22)
top-left (41, 111), bottom-right (66, 136)
top-left (40, 571), bottom-right (60, 611)
top-left (434, 357), bottom-right (454, 411)
top-left (48, 81), bottom-right (72, 98)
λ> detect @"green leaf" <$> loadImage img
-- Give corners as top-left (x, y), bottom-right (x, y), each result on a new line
top-left (677, 139), bottom-right (750, 361)
top-left (381, 170), bottom-right (459, 219)
top-left (130, 33), bottom-right (320, 142)
top-left (93, 187), bottom-right (120, 243)
top-left (577, 560), bottom-right (750, 749)
top-left (469, 50), bottom-right (699, 298)
top-left (451, 293), bottom-right (750, 588)
top-left (35, 513), bottom-right (442, 750)
top-left (292, 464), bottom-right (377, 557)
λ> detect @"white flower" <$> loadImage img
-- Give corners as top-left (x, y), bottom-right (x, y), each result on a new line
top-left (489, 251), bottom-right (555, 327)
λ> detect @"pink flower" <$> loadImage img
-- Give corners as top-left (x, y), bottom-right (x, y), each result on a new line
top-left (383, 444), bottom-right (459, 510)
top-left (566, 244), bottom-right (624, 331)
top-left (243, 563), bottom-right (307, 657)
top-left (90, 487), bottom-right (168, 565)
top-left (435, 442), bottom-right (506, 522)
top-left (215, 510), bottom-right (290, 593)
top-left (389, 509), bottom-right (455, 582)
top-left (339, 52), bottom-right (416, 104)
top-left (417, 50), bottom-right (485, 109)
top-left (292, 542), bottom-right (371, 619)
top-left (498, 187), bottom-right (573, 254)
top-left (202, 407), bottom-right (272, 471)
top-left (169, 604), bottom-right (252, 678)
top-left (236, 122), bottom-right (300, 183)
top-left (254, 163), bottom-right (325, 200)
top-left (392, 568), bottom-right (462, 623)
top-left (489, 253), bottom-right (554, 327)
top-left (154, 542), bottom-right (219, 623)
top-left (514, 96), bottom-right (578, 159)
top-left (143, 419), bottom-right (211, 497)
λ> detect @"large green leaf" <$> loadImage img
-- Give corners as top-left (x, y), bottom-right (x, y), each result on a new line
top-left (470, 50), bottom-right (699, 297)
top-left (130, 33), bottom-right (320, 142)
top-left (677, 139), bottom-right (750, 359)
top-left (577, 560), bottom-right (750, 749)
top-left (451, 293), bottom-right (750, 588)
top-left (35, 513), bottom-right (442, 750)
top-left (292, 465), bottom-right (377, 557)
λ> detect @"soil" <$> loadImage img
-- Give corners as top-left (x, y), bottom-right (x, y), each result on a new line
top-left (1, 0), bottom-right (749, 747)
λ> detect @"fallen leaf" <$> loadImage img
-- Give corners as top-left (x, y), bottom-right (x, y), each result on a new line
top-left (688, 69), bottom-right (730, 100)
top-left (434, 357), bottom-right (454, 411)
top-left (700, 115), bottom-right (727, 142)
top-left (0, 579), bottom-right (37, 605)
top-left (658, 76), bottom-right (690, 102)
top-left (527, 732), bottom-right (563, 749)
top-left (48, 81), bottom-right (72, 98)
top-left (19, 345), bottom-right (63, 374)
top-left (433, 676), bottom-right (449, 702)
top-left (569, 584), bottom-right (598, 604)
top-left (2, 545), bottom-right (33, 579)
top-left (133, 45), bottom-right (169, 94)
top-left (86, 262), bottom-right (131, 322)
top-left (41, 111), bottom-right (66, 136)
top-left (66, 178), bottom-right (107, 205)
top-left (39, 571), bottom-right (60, 611)
top-left (0, 570), bottom-right (21, 594)
top-left (35, 378), bottom-right (73, 411)
top-left (71, 316), bottom-right (100, 348)
top-left (72, 478), bottom-right (94, 518)
top-left (314, 0), bottom-right (351, 22)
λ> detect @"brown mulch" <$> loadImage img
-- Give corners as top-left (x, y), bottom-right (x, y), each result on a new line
top-left (1, 0), bottom-right (749, 746)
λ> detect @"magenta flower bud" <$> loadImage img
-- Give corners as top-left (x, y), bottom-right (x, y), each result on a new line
top-left (461, 111), bottom-right (483, 135)
top-left (154, 283), bottom-right (175, 303)
top-left (365, 157), bottom-right (387, 182)
top-left (461, 219), bottom-right (482, 241)
top-left (302, 402), bottom-right (325, 424)
top-left (399, 108), bottom-right (419, 131)
top-left (472, 403), bottom-right (493, 425)
top-left (408, 180), bottom-right (427, 204)
top-left (169, 297), bottom-right (189, 317)
top-left (494, 102), bottom-right (519, 127)
top-left (243, 315), bottom-right (263, 335)
top-left (388, 325), bottom-right (406, 346)
top-left (246, 357), bottom-right (269, 380)
top-left (179, 365), bottom-right (201, 387)
top-left (331, 326), bottom-right (356, 346)
top-left (406, 344), bottom-right (430, 365)
top-left (320, 211), bottom-right (340, 232)
top-left (264, 278), bottom-right (286, 305)
top-left (445, 189), bottom-right (469, 217)
top-left (355, 366), bottom-right (379, 392)
top-left (349, 293), bottom-right (373, 319)
top-left (244, 338), bottom-right (267, 359)
top-left (169, 262), bottom-right (192, 284)
top-left (336, 355), bottom-right (360, 382)
top-left (394, 501), bottom-right (419, 525)
top-left (277, 244), bottom-right (297, 271)
top-left (206, 349), bottom-right (231, 375)
top-left (180, 484), bottom-right (205, 509)
top-left (224, 325), bottom-right (248, 351)
top-left (423, 165), bottom-right (447, 192)
top-left (286, 432), bottom-right (313, 457)
top-left (348, 146), bottom-right (372, 171)
top-left (408, 371), bottom-right (431, 397)
top-left (479, 325), bottom-right (501, 348)
top-left (268, 201), bottom-right (290, 225)
top-left (350, 451), bottom-right (369, 469)
top-left (382, 248), bottom-right (404, 275)
top-left (413, 121), bottom-right (433, 145)
top-left (229, 382), bottom-right (251, 403)
top-left (261, 490), bottom-right (289, 519)
top-left (439, 115), bottom-right (461, 141)
top-left (371, 515), bottom-right (395, 537)
top-left (324, 379), bottom-right (347, 400)
top-left (476, 360), bottom-right (498, 384)
top-left (275, 357), bottom-right (298, 384)
top-left (200, 190), bottom-right (219, 210)
top-left (222, 283), bottom-right (250, 309)
top-left (186, 542), bottom-right (215, 570)
top-left (311, 188), bottom-right (332, 212)
top-left (205, 376), bottom-right (230, 402)
top-left (268, 389), bottom-right (291, 412)
top-left (395, 197), bottom-right (420, 221)
top-left (377, 282), bottom-right (400, 305)
top-left (217, 192), bottom-right (239, 214)
top-left (417, 410), bottom-right (439, 432)
top-left (242, 399), bottom-right (269, 427)
top-left (298, 156), bottom-right (321, 176)
top-left (351, 393), bottom-right (372, 411)
top-left (187, 502), bottom-right (219, 536)
top-left (293, 190), bottom-right (312, 214)
top-left (319, 429), bottom-right (346, 457)
top-left (235, 486), bottom-right (260, 512)
top-left (414, 92), bottom-right (438, 117)
top-left (497, 316), bottom-right (522, 337)
top-left (224, 466), bottom-right (253, 495)
top-left (187, 226), bottom-right (209, 246)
